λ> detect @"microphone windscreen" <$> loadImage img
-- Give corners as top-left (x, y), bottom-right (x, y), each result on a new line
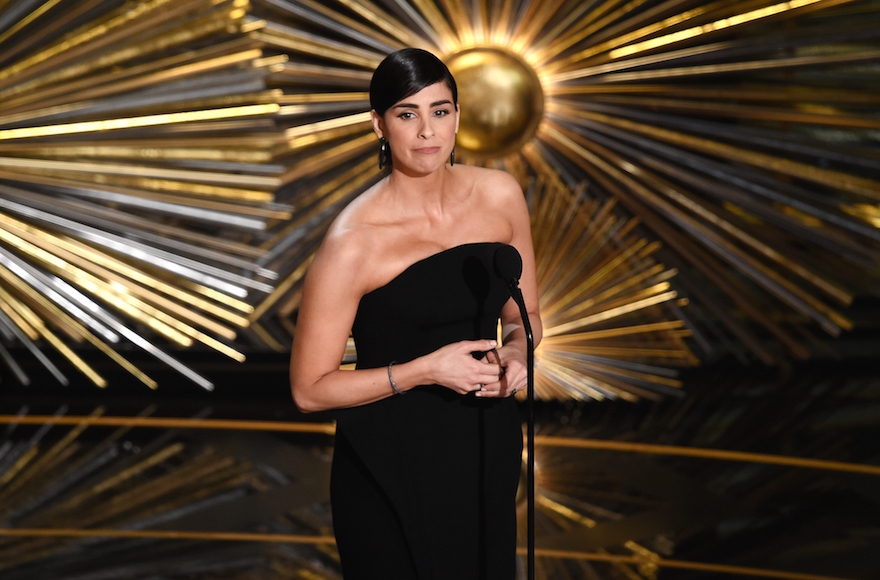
top-left (494, 244), bottom-right (522, 281)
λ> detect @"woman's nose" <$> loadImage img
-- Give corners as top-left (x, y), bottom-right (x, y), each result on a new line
top-left (419, 118), bottom-right (434, 138)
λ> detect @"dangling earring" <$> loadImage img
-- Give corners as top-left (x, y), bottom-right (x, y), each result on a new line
top-left (450, 132), bottom-right (457, 166)
top-left (378, 137), bottom-right (390, 170)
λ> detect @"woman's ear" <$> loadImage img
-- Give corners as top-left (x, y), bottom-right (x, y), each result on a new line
top-left (454, 104), bottom-right (460, 134)
top-left (371, 109), bottom-right (384, 139)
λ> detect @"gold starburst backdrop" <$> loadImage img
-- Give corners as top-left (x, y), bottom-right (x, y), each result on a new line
top-left (1, 3), bottom-right (879, 579)
top-left (0, 407), bottom-right (339, 578)
top-left (0, 0), bottom-right (878, 401)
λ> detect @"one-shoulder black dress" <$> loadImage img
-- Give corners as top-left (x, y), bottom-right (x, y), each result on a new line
top-left (331, 242), bottom-right (523, 580)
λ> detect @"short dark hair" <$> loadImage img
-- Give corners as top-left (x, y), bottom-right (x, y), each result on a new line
top-left (370, 48), bottom-right (458, 117)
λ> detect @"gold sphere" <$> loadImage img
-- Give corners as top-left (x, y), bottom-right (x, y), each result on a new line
top-left (445, 48), bottom-right (544, 161)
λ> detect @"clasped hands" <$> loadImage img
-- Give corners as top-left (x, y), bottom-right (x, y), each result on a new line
top-left (431, 339), bottom-right (526, 398)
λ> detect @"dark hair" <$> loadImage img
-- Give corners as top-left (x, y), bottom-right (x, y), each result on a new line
top-left (370, 48), bottom-right (458, 117)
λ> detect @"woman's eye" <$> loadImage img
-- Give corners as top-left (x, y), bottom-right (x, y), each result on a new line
top-left (434, 109), bottom-right (449, 116)
top-left (399, 112), bottom-right (415, 119)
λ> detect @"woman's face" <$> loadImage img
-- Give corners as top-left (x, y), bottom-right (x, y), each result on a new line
top-left (372, 81), bottom-right (460, 175)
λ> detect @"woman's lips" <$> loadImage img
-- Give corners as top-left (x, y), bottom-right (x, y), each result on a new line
top-left (414, 146), bottom-right (441, 154)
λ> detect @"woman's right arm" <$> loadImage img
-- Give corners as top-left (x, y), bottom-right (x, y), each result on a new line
top-left (289, 235), bottom-right (501, 413)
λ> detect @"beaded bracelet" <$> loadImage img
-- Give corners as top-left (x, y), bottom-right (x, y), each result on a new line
top-left (387, 361), bottom-right (403, 395)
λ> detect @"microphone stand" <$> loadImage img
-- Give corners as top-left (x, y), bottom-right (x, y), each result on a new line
top-left (505, 278), bottom-right (535, 580)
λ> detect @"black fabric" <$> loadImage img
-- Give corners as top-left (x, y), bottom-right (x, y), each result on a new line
top-left (332, 242), bottom-right (522, 580)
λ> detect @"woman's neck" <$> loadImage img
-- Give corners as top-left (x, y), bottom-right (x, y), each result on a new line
top-left (386, 165), bottom-right (455, 217)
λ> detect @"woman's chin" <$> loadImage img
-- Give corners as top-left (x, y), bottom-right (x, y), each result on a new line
top-left (396, 158), bottom-right (448, 176)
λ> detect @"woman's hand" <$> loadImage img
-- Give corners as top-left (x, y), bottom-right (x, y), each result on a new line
top-left (426, 339), bottom-right (504, 396)
top-left (475, 345), bottom-right (526, 398)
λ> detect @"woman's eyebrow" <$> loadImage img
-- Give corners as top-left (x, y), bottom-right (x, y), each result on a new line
top-left (392, 99), bottom-right (453, 109)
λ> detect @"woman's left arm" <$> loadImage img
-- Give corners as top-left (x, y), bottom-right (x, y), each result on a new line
top-left (479, 174), bottom-right (542, 398)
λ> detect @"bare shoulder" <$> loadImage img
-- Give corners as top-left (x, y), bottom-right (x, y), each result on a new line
top-left (458, 166), bottom-right (526, 215)
top-left (315, 224), bottom-right (371, 272)
top-left (456, 164), bottom-right (519, 191)
top-left (309, 191), bottom-right (382, 292)
top-left (326, 182), bottom-right (383, 237)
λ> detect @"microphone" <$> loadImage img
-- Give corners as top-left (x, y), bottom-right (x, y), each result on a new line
top-left (493, 243), bottom-right (523, 288)
top-left (493, 244), bottom-right (536, 580)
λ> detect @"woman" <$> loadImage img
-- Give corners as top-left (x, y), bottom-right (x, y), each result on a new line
top-left (290, 48), bottom-right (542, 580)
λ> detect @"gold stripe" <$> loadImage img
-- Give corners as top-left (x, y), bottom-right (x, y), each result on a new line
top-left (557, 108), bottom-right (880, 201)
top-left (536, 437), bottom-right (880, 477)
top-left (0, 157), bottom-right (280, 189)
top-left (545, 291), bottom-right (678, 336)
top-left (0, 0), bottom-right (65, 48)
top-left (0, 104), bottom-right (280, 140)
top-left (0, 408), bottom-right (104, 501)
top-left (530, 549), bottom-right (853, 580)
top-left (0, 416), bottom-right (876, 477)
top-left (0, 47), bottom-right (266, 118)
top-left (0, 415), bottom-right (336, 435)
top-left (0, 229), bottom-right (157, 387)
top-left (543, 321), bottom-right (687, 341)
top-left (0, 276), bottom-right (106, 387)
top-left (0, 528), bottom-right (852, 579)
top-left (0, 0), bottom-right (182, 82)
top-left (0, 212), bottom-right (250, 329)
top-left (0, 527), bottom-right (850, 579)
top-left (333, 0), bottom-right (423, 46)
top-left (609, 0), bottom-right (838, 60)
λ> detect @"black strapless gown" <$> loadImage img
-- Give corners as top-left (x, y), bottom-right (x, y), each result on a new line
top-left (331, 242), bottom-right (522, 580)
